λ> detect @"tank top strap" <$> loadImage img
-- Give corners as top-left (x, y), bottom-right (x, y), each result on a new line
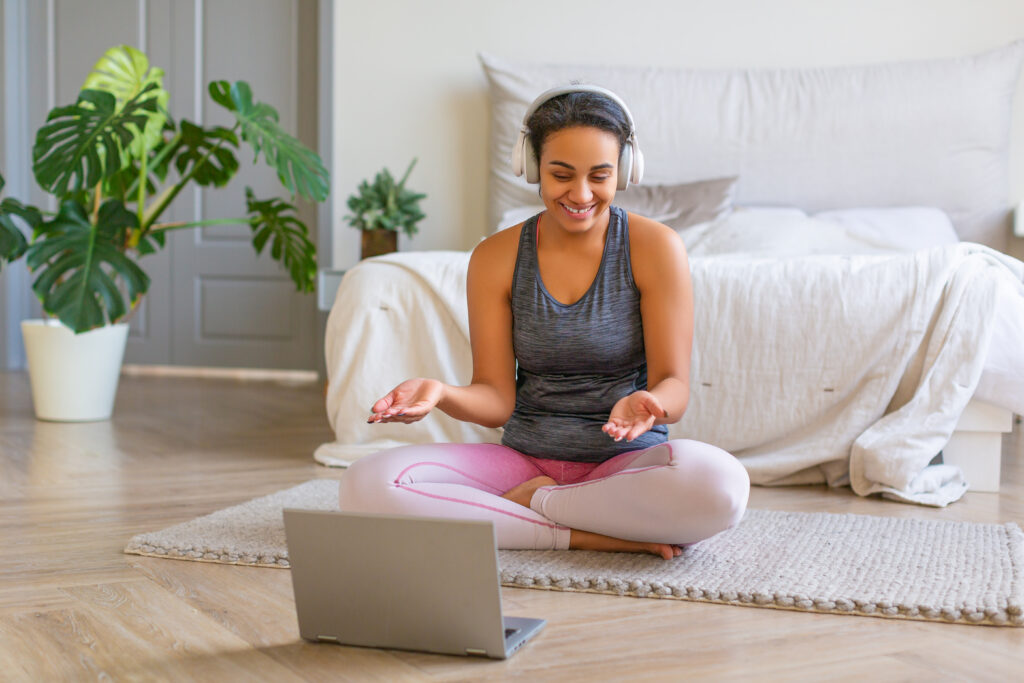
top-left (511, 212), bottom-right (541, 295)
top-left (603, 206), bottom-right (639, 296)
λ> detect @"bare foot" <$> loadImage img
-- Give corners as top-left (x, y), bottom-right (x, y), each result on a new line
top-left (571, 529), bottom-right (683, 561)
top-left (502, 477), bottom-right (682, 560)
top-left (501, 475), bottom-right (557, 508)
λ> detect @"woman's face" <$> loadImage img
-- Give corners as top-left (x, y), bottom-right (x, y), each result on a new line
top-left (538, 126), bottom-right (619, 235)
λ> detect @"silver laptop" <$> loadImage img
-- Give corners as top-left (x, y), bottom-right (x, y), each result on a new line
top-left (282, 509), bottom-right (545, 659)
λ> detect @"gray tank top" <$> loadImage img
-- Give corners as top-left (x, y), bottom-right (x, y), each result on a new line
top-left (501, 205), bottom-right (668, 462)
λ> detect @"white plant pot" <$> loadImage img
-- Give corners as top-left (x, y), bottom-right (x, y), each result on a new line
top-left (21, 319), bottom-right (129, 422)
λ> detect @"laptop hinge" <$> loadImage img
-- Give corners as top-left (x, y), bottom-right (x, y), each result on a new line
top-left (317, 635), bottom-right (339, 642)
top-left (465, 648), bottom-right (488, 657)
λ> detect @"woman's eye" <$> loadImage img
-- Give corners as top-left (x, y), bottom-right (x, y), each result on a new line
top-left (553, 174), bottom-right (571, 181)
top-left (591, 174), bottom-right (611, 182)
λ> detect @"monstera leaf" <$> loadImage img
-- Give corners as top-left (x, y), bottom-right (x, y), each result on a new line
top-left (0, 172), bottom-right (41, 272)
top-left (102, 117), bottom-right (181, 201)
top-left (33, 85), bottom-right (160, 198)
top-left (104, 158), bottom-right (159, 201)
top-left (210, 81), bottom-right (329, 202)
top-left (82, 45), bottom-right (170, 157)
top-left (26, 199), bottom-right (150, 332)
top-left (172, 120), bottom-right (240, 187)
top-left (245, 188), bottom-right (316, 293)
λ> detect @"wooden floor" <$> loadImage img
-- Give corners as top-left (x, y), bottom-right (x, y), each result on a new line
top-left (1, 371), bottom-right (1021, 682)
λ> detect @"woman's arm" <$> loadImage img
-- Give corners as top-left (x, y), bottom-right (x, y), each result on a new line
top-left (631, 213), bottom-right (694, 424)
top-left (438, 227), bottom-right (519, 427)
top-left (369, 227), bottom-right (520, 429)
top-left (602, 214), bottom-right (693, 442)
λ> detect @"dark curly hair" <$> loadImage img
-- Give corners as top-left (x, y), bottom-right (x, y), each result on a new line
top-left (526, 90), bottom-right (631, 163)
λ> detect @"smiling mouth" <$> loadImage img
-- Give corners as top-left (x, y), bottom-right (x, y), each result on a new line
top-left (560, 203), bottom-right (595, 217)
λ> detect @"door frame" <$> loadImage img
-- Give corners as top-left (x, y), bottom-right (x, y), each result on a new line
top-left (2, 0), bottom-right (35, 371)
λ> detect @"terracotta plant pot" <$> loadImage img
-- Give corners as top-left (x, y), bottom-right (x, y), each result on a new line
top-left (361, 229), bottom-right (398, 259)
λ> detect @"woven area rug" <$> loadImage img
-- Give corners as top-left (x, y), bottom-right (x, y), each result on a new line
top-left (124, 479), bottom-right (1024, 626)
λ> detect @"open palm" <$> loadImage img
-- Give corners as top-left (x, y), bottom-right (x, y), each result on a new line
top-left (602, 391), bottom-right (666, 442)
top-left (368, 378), bottom-right (444, 424)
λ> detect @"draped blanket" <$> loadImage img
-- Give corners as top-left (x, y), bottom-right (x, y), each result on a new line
top-left (317, 244), bottom-right (1024, 506)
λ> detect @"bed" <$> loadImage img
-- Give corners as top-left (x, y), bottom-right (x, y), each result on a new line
top-left (316, 42), bottom-right (1024, 507)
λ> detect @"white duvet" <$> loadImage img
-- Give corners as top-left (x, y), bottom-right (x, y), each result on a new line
top-left (317, 220), bottom-right (1024, 507)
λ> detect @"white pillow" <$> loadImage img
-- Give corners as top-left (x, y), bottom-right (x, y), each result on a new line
top-left (687, 207), bottom-right (960, 257)
top-left (481, 42), bottom-right (1023, 250)
top-left (812, 207), bottom-right (959, 252)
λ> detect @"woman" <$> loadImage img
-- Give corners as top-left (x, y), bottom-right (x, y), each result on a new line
top-left (339, 85), bottom-right (749, 560)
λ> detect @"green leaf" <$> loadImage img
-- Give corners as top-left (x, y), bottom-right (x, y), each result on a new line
top-left (104, 117), bottom-right (180, 201)
top-left (172, 120), bottom-right (240, 187)
top-left (104, 159), bottom-right (158, 201)
top-left (212, 81), bottom-right (329, 202)
top-left (208, 81), bottom-right (236, 112)
top-left (25, 199), bottom-right (150, 332)
top-left (33, 84), bottom-right (160, 198)
top-left (81, 45), bottom-right (170, 156)
top-left (1, 201), bottom-right (33, 269)
top-left (245, 187), bottom-right (316, 293)
top-left (0, 172), bottom-right (42, 272)
top-left (344, 159), bottom-right (426, 237)
top-left (135, 229), bottom-right (166, 256)
top-left (145, 124), bottom-right (180, 183)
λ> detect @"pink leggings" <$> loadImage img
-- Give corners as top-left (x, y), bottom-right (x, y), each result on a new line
top-left (338, 439), bottom-right (750, 550)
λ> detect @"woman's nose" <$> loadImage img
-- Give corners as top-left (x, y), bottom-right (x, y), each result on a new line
top-left (569, 179), bottom-right (594, 203)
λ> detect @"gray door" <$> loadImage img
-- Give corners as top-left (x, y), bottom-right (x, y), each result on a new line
top-left (3, 0), bottom-right (321, 370)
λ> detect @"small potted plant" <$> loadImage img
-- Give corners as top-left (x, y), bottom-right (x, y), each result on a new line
top-left (345, 158), bottom-right (426, 259)
top-left (0, 45), bottom-right (328, 421)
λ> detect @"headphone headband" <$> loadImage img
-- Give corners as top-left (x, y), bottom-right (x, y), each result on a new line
top-left (513, 84), bottom-right (644, 189)
top-left (520, 84), bottom-right (639, 136)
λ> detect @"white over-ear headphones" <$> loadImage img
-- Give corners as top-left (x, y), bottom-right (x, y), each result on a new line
top-left (512, 84), bottom-right (644, 191)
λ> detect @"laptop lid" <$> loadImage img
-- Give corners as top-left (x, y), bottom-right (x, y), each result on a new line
top-left (282, 509), bottom-right (544, 659)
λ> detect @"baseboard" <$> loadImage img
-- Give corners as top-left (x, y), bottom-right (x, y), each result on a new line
top-left (122, 364), bottom-right (318, 384)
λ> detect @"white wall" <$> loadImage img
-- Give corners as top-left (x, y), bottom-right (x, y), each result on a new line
top-left (331, 0), bottom-right (1024, 268)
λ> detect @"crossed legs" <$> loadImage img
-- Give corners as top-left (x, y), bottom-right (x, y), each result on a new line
top-left (338, 439), bottom-right (750, 555)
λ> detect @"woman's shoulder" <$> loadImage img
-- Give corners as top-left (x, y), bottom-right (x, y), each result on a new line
top-left (469, 221), bottom-right (525, 289)
top-left (622, 211), bottom-right (689, 289)
top-left (474, 221), bottom-right (525, 260)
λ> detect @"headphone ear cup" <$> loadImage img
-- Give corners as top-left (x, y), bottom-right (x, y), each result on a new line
top-left (523, 139), bottom-right (540, 184)
top-left (617, 144), bottom-right (633, 191)
top-left (630, 140), bottom-right (644, 186)
top-left (512, 129), bottom-right (526, 178)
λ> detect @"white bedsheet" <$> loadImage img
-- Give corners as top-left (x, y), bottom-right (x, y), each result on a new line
top-left (317, 244), bottom-right (1024, 507)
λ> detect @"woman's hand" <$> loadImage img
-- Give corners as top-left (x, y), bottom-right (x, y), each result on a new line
top-left (602, 391), bottom-right (668, 442)
top-left (368, 378), bottom-right (445, 424)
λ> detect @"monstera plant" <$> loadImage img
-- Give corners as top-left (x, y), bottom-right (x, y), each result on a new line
top-left (0, 44), bottom-right (327, 333)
